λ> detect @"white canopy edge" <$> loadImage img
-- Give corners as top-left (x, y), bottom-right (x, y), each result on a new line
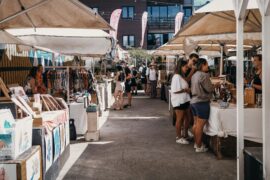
top-left (6, 28), bottom-right (111, 38)
top-left (196, 0), bottom-right (258, 13)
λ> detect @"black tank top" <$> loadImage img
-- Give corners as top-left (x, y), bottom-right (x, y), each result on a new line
top-left (253, 72), bottom-right (262, 94)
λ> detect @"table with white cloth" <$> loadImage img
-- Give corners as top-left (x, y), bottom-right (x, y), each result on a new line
top-left (69, 102), bottom-right (87, 134)
top-left (205, 103), bottom-right (262, 143)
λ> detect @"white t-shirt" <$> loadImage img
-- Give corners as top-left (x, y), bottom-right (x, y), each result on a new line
top-left (149, 69), bottom-right (157, 81)
top-left (171, 74), bottom-right (190, 107)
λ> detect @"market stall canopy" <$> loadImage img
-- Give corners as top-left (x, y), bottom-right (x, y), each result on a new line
top-left (7, 28), bottom-right (114, 56)
top-left (169, 0), bottom-right (261, 47)
top-left (0, 30), bottom-right (23, 44)
top-left (0, 0), bottom-right (112, 30)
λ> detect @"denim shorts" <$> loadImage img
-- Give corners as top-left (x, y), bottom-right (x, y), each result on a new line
top-left (191, 102), bottom-right (210, 120)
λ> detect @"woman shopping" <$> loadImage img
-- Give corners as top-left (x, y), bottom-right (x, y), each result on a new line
top-left (171, 60), bottom-right (191, 144)
top-left (191, 58), bottom-right (214, 153)
top-left (113, 66), bottom-right (125, 110)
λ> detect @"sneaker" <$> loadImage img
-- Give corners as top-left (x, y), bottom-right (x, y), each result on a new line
top-left (176, 136), bottom-right (180, 140)
top-left (195, 145), bottom-right (208, 153)
top-left (194, 143), bottom-right (206, 149)
top-left (176, 138), bottom-right (190, 145)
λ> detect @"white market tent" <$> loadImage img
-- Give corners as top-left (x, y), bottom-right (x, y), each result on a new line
top-left (192, 0), bottom-right (270, 179)
top-left (6, 28), bottom-right (114, 56)
top-left (0, 30), bottom-right (23, 44)
top-left (0, 0), bottom-right (112, 30)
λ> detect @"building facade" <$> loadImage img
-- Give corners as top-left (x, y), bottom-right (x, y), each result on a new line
top-left (80, 0), bottom-right (193, 50)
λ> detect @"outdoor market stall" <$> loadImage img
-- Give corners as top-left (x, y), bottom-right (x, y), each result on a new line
top-left (0, 0), bottom-right (113, 179)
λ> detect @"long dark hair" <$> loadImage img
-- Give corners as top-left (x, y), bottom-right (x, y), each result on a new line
top-left (28, 67), bottom-right (38, 78)
top-left (175, 59), bottom-right (188, 76)
top-left (196, 58), bottom-right (207, 71)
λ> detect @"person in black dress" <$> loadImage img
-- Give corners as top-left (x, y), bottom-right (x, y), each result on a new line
top-left (251, 54), bottom-right (262, 94)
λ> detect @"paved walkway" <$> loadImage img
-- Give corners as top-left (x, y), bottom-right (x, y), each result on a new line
top-left (63, 97), bottom-right (236, 180)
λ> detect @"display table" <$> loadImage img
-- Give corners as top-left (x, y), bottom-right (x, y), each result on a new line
top-left (205, 103), bottom-right (262, 143)
top-left (69, 102), bottom-right (87, 134)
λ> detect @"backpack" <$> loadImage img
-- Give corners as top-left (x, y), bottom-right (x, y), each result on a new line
top-left (118, 71), bottom-right (125, 82)
top-left (142, 67), bottom-right (147, 78)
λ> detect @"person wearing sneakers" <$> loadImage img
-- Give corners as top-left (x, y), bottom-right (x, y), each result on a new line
top-left (171, 60), bottom-right (191, 145)
top-left (191, 58), bottom-right (214, 152)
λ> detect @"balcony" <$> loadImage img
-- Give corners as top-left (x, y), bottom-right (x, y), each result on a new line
top-left (147, 17), bottom-right (175, 30)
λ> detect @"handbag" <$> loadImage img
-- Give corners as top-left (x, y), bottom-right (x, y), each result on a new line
top-left (69, 119), bottom-right (77, 140)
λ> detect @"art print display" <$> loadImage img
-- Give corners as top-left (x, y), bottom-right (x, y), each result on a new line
top-left (26, 149), bottom-right (41, 180)
top-left (53, 127), bottom-right (61, 161)
top-left (0, 164), bottom-right (17, 180)
top-left (45, 133), bottom-right (53, 172)
top-left (0, 112), bottom-right (32, 160)
top-left (59, 124), bottom-right (65, 154)
top-left (65, 121), bottom-right (70, 146)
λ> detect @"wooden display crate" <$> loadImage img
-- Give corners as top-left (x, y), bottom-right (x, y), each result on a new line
top-left (0, 146), bottom-right (42, 180)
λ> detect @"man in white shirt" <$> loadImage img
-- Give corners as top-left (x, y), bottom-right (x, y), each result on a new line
top-left (149, 64), bottom-right (157, 98)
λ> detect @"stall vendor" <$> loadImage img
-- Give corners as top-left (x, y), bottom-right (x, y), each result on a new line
top-left (251, 54), bottom-right (262, 94)
top-left (24, 67), bottom-right (38, 96)
top-left (36, 64), bottom-right (47, 94)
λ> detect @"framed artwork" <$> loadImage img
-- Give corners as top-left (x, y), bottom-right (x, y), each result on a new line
top-left (53, 127), bottom-right (60, 161)
top-left (59, 124), bottom-right (65, 154)
top-left (26, 149), bottom-right (41, 180)
top-left (45, 133), bottom-right (53, 172)
top-left (0, 164), bottom-right (17, 180)
top-left (65, 121), bottom-right (70, 146)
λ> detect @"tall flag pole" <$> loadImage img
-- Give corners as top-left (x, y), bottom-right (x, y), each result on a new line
top-left (175, 12), bottom-right (184, 35)
top-left (109, 9), bottom-right (122, 40)
top-left (140, 11), bottom-right (148, 47)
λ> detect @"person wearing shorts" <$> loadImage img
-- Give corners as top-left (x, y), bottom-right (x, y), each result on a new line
top-left (191, 58), bottom-right (214, 153)
top-left (123, 62), bottom-right (132, 107)
top-left (171, 60), bottom-right (191, 145)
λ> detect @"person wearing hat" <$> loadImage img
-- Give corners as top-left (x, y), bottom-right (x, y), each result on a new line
top-left (148, 63), bottom-right (158, 98)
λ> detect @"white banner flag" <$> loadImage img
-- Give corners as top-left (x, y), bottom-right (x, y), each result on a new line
top-left (140, 12), bottom-right (148, 47)
top-left (109, 9), bottom-right (122, 40)
top-left (175, 12), bottom-right (184, 35)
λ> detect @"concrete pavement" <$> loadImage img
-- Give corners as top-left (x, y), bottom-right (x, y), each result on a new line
top-left (63, 97), bottom-right (236, 180)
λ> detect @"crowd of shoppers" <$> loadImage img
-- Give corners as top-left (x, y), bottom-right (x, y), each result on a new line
top-left (171, 53), bottom-right (216, 153)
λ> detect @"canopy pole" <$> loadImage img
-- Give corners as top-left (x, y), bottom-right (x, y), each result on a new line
top-left (261, 4), bottom-right (270, 179)
top-left (234, 0), bottom-right (248, 179)
top-left (0, 0), bottom-right (51, 25)
top-left (219, 45), bottom-right (224, 76)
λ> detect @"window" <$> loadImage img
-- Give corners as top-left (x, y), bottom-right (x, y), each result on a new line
top-left (122, 6), bottom-right (134, 19)
top-left (123, 35), bottom-right (135, 47)
top-left (147, 33), bottom-right (174, 49)
top-left (92, 7), bottom-right (98, 13)
top-left (183, 7), bottom-right (192, 17)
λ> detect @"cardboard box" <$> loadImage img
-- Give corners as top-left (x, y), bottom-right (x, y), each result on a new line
top-left (87, 112), bottom-right (99, 132)
top-left (0, 146), bottom-right (42, 180)
top-left (245, 88), bottom-right (255, 105)
top-left (0, 110), bottom-right (33, 160)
